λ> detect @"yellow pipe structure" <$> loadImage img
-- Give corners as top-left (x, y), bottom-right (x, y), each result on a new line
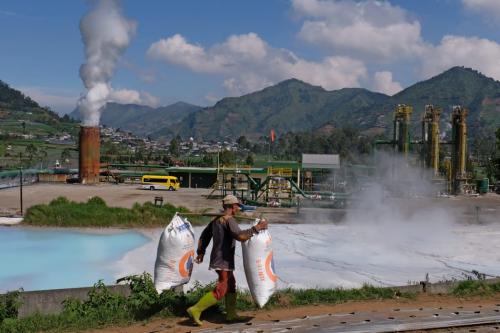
top-left (393, 104), bottom-right (413, 157)
top-left (451, 106), bottom-right (468, 193)
top-left (444, 158), bottom-right (452, 194)
top-left (421, 105), bottom-right (441, 176)
top-left (430, 108), bottom-right (440, 175)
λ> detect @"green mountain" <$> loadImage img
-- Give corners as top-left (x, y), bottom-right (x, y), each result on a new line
top-left (169, 79), bottom-right (389, 140)
top-left (70, 101), bottom-right (201, 137)
top-left (4, 66), bottom-right (500, 142)
top-left (165, 67), bottom-right (500, 140)
top-left (0, 80), bottom-right (75, 136)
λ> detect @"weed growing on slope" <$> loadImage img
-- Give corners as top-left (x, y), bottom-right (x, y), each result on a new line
top-left (0, 274), bottom-right (416, 333)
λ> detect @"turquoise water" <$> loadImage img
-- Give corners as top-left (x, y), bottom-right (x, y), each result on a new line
top-left (0, 227), bottom-right (149, 292)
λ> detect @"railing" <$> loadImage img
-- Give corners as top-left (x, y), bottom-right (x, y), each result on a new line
top-left (267, 167), bottom-right (293, 177)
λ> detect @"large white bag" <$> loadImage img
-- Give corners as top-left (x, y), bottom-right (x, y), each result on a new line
top-left (154, 213), bottom-right (195, 293)
top-left (242, 220), bottom-right (277, 307)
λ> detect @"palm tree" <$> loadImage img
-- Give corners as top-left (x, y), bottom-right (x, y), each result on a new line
top-left (60, 148), bottom-right (72, 166)
top-left (25, 143), bottom-right (38, 163)
top-left (38, 149), bottom-right (48, 169)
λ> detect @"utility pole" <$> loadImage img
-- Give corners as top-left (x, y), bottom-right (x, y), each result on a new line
top-left (19, 152), bottom-right (23, 216)
top-left (217, 149), bottom-right (220, 175)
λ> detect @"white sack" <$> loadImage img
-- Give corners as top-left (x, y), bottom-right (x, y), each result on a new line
top-left (154, 213), bottom-right (195, 293)
top-left (242, 220), bottom-right (277, 307)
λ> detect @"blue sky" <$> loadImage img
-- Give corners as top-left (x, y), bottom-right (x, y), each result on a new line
top-left (1, 0), bottom-right (500, 115)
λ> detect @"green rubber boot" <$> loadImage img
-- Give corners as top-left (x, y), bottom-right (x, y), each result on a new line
top-left (225, 293), bottom-right (245, 322)
top-left (187, 292), bottom-right (218, 326)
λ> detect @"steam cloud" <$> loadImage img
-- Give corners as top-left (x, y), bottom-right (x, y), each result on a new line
top-left (78, 0), bottom-right (136, 126)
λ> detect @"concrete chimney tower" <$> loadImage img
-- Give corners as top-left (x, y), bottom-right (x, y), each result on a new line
top-left (79, 126), bottom-right (100, 184)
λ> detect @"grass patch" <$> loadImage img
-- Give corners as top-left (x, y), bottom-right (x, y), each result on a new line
top-left (277, 285), bottom-right (402, 306)
top-left (0, 274), bottom-right (413, 333)
top-left (23, 196), bottom-right (211, 227)
top-left (452, 280), bottom-right (500, 297)
top-left (231, 285), bottom-right (410, 311)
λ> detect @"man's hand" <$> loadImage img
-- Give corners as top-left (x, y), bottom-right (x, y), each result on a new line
top-left (255, 219), bottom-right (268, 231)
top-left (194, 254), bottom-right (204, 264)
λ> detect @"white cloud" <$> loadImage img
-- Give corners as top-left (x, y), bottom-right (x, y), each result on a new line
top-left (109, 88), bottom-right (159, 107)
top-left (17, 87), bottom-right (78, 114)
top-left (292, 0), bottom-right (429, 61)
top-left (148, 32), bottom-right (366, 96)
top-left (147, 1), bottom-right (500, 97)
top-left (373, 71), bottom-right (402, 95)
top-left (421, 35), bottom-right (500, 81)
top-left (148, 34), bottom-right (224, 73)
top-left (223, 33), bottom-right (268, 60)
top-left (148, 33), bottom-right (270, 75)
top-left (463, 0), bottom-right (500, 20)
top-left (273, 55), bottom-right (367, 91)
top-left (109, 88), bottom-right (140, 104)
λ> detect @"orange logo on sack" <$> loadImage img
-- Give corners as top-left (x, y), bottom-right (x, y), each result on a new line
top-left (265, 251), bottom-right (277, 282)
top-left (179, 250), bottom-right (194, 278)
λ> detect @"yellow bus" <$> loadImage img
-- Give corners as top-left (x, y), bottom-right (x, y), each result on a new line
top-left (141, 175), bottom-right (180, 191)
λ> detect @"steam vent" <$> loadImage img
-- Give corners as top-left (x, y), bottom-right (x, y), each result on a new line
top-left (79, 126), bottom-right (100, 184)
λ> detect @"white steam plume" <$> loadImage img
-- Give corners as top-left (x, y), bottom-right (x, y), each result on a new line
top-left (78, 0), bottom-right (136, 126)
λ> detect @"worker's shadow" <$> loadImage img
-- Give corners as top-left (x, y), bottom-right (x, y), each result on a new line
top-left (178, 308), bottom-right (254, 327)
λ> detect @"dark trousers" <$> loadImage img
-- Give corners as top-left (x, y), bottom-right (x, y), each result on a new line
top-left (212, 270), bottom-right (236, 300)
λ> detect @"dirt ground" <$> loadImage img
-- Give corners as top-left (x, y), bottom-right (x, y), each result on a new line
top-left (1, 182), bottom-right (500, 224)
top-left (0, 183), bottom-right (304, 223)
top-left (87, 294), bottom-right (500, 333)
top-left (0, 183), bottom-right (216, 214)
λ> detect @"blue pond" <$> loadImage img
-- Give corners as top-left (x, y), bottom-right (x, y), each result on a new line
top-left (0, 227), bottom-right (149, 292)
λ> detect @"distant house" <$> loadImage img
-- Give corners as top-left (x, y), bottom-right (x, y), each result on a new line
top-left (301, 154), bottom-right (340, 192)
top-left (301, 154), bottom-right (340, 170)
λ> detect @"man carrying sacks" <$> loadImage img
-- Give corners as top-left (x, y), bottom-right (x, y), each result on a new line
top-left (187, 194), bottom-right (268, 326)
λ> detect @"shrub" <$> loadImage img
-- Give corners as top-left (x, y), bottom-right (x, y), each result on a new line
top-left (23, 196), bottom-right (207, 227)
top-left (453, 280), bottom-right (500, 296)
top-left (87, 196), bottom-right (107, 206)
top-left (0, 291), bottom-right (21, 323)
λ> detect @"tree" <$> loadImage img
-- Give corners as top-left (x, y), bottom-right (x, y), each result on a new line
top-left (25, 143), bottom-right (38, 162)
top-left (496, 128), bottom-right (500, 152)
top-left (236, 136), bottom-right (250, 149)
top-left (61, 114), bottom-right (73, 123)
top-left (245, 153), bottom-right (254, 166)
top-left (101, 142), bottom-right (119, 163)
top-left (61, 148), bottom-right (72, 165)
top-left (219, 149), bottom-right (236, 166)
top-left (471, 132), bottom-right (496, 165)
top-left (38, 149), bottom-right (48, 168)
top-left (169, 135), bottom-right (181, 157)
top-left (201, 154), bottom-right (215, 167)
top-left (134, 149), bottom-right (144, 163)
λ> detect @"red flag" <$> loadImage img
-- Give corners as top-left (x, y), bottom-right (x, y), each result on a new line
top-left (270, 129), bottom-right (276, 142)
